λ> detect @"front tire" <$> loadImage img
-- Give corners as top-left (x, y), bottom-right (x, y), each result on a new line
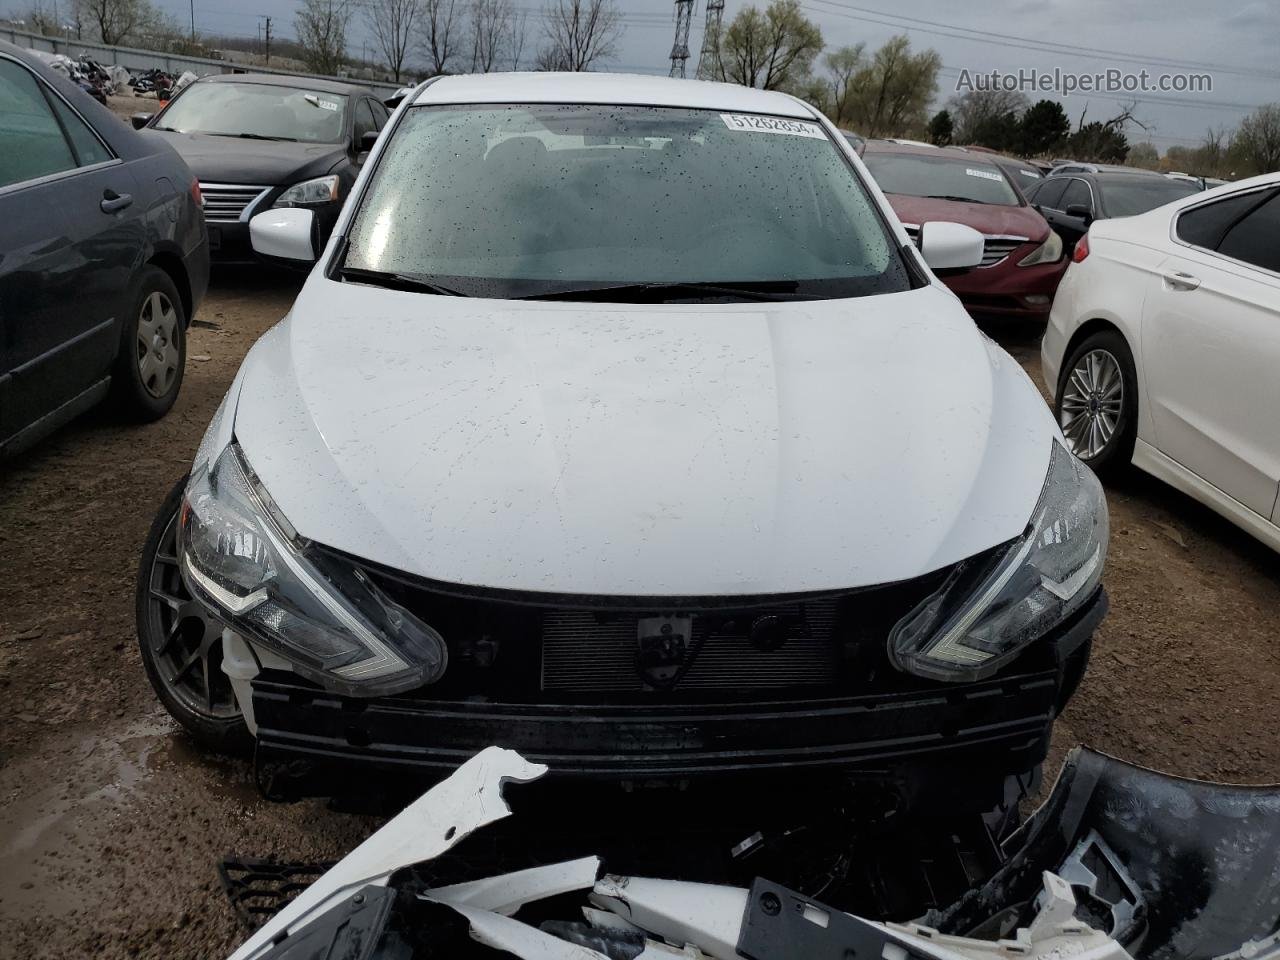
top-left (135, 476), bottom-right (250, 754)
top-left (1055, 330), bottom-right (1138, 479)
top-left (113, 266), bottom-right (186, 421)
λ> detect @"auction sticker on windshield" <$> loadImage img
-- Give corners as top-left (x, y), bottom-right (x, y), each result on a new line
top-left (720, 114), bottom-right (826, 139)
top-left (965, 167), bottom-right (1004, 182)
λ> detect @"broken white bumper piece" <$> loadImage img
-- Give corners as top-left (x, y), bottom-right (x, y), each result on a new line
top-left (226, 747), bottom-right (1137, 960)
top-left (227, 746), bottom-right (548, 960)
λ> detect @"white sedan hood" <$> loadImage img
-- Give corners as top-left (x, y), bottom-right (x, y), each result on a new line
top-left (232, 279), bottom-right (1054, 596)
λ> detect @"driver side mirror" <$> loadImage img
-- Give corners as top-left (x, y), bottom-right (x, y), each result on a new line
top-left (917, 221), bottom-right (985, 272)
top-left (131, 112), bottom-right (154, 130)
top-left (359, 130), bottom-right (379, 153)
top-left (1065, 203), bottom-right (1094, 226)
top-left (249, 208), bottom-right (316, 263)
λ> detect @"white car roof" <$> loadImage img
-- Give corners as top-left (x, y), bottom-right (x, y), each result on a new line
top-left (410, 72), bottom-right (818, 118)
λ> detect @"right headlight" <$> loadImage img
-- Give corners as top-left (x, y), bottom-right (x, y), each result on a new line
top-left (889, 441), bottom-right (1108, 682)
top-left (178, 442), bottom-right (447, 696)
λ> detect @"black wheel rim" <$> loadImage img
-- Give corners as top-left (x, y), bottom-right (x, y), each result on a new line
top-left (144, 508), bottom-right (241, 720)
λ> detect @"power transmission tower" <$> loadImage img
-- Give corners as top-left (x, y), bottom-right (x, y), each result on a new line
top-left (696, 0), bottom-right (724, 79)
top-left (668, 0), bottom-right (694, 78)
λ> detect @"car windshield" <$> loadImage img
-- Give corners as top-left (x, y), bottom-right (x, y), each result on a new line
top-left (155, 82), bottom-right (348, 143)
top-left (1099, 176), bottom-right (1202, 217)
top-left (342, 104), bottom-right (912, 301)
top-left (862, 152), bottom-right (1022, 206)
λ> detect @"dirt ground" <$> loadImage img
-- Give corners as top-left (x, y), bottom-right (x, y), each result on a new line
top-left (1, 276), bottom-right (1279, 959)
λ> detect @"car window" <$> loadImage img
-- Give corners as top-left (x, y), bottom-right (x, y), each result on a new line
top-left (1216, 192), bottom-right (1280, 272)
top-left (1176, 190), bottom-right (1274, 251)
top-left (345, 104), bottom-right (912, 301)
top-left (1060, 180), bottom-right (1092, 213)
top-left (861, 152), bottom-right (1022, 206)
top-left (154, 82), bottom-right (348, 143)
top-left (354, 99), bottom-right (378, 141)
top-left (47, 92), bottom-right (113, 166)
top-left (1096, 176), bottom-right (1201, 218)
top-left (1029, 178), bottom-right (1067, 210)
top-left (369, 98), bottom-right (390, 128)
top-left (0, 58), bottom-right (77, 188)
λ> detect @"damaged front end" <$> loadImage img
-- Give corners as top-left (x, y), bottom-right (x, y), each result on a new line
top-left (223, 746), bottom-right (1280, 960)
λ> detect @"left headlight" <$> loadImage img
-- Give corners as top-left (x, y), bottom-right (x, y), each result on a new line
top-left (889, 441), bottom-right (1107, 682)
top-left (273, 174), bottom-right (340, 207)
top-left (1018, 231), bottom-right (1063, 267)
top-left (178, 442), bottom-right (448, 696)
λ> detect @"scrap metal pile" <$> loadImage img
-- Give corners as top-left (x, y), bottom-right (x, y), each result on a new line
top-left (222, 747), bottom-right (1280, 960)
top-left (24, 49), bottom-right (196, 103)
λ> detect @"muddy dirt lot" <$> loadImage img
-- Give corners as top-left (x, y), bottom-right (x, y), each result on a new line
top-left (2, 276), bottom-right (1279, 960)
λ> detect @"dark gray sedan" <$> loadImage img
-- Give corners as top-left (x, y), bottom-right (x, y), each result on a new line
top-left (0, 40), bottom-right (209, 456)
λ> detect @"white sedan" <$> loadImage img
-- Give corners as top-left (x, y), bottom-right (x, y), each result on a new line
top-left (136, 73), bottom-right (1109, 806)
top-left (1042, 173), bottom-right (1280, 551)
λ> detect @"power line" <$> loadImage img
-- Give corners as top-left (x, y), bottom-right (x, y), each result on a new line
top-left (799, 0), bottom-right (1280, 82)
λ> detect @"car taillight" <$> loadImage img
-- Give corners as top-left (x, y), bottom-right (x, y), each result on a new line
top-left (1073, 233), bottom-right (1090, 263)
top-left (191, 180), bottom-right (203, 207)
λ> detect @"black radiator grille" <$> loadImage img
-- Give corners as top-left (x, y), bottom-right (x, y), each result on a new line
top-left (541, 601), bottom-right (840, 692)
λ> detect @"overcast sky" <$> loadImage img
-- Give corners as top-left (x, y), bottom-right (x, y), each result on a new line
top-left (11, 0), bottom-right (1277, 147)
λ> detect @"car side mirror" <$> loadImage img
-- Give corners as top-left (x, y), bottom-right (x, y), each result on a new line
top-left (360, 130), bottom-right (379, 153)
top-left (131, 112), bottom-right (154, 130)
top-left (249, 208), bottom-right (316, 263)
top-left (1065, 203), bottom-right (1094, 225)
top-left (918, 221), bottom-right (986, 272)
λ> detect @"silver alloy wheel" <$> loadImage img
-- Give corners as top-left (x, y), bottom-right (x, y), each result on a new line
top-left (1060, 348), bottom-right (1124, 461)
top-left (143, 508), bottom-right (240, 720)
top-left (136, 290), bottom-right (180, 398)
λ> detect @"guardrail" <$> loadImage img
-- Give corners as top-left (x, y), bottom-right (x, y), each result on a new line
top-left (0, 25), bottom-right (403, 95)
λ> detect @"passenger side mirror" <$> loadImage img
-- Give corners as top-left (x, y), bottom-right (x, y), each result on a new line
top-left (131, 112), bottom-right (154, 130)
top-left (360, 130), bottom-right (379, 154)
top-left (1065, 203), bottom-right (1094, 226)
top-left (249, 208), bottom-right (317, 263)
top-left (917, 221), bottom-right (986, 272)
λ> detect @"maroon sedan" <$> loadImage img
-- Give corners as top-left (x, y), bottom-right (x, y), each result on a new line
top-left (861, 142), bottom-right (1067, 321)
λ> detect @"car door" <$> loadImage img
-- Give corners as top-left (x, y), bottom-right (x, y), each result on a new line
top-left (0, 55), bottom-right (143, 445)
top-left (1141, 186), bottom-right (1280, 519)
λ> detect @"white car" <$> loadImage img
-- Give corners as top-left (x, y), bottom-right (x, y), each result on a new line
top-left (136, 74), bottom-right (1109, 810)
top-left (1042, 173), bottom-right (1280, 551)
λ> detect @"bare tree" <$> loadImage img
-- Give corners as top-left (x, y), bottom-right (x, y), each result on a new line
top-left (946, 88), bottom-right (1029, 144)
top-left (419, 0), bottom-right (462, 74)
top-left (295, 0), bottom-right (352, 75)
top-left (508, 7), bottom-right (529, 69)
top-left (822, 43), bottom-right (864, 126)
top-left (78, 0), bottom-right (148, 45)
top-left (365, 0), bottom-right (420, 81)
top-left (538, 0), bottom-right (622, 72)
top-left (468, 0), bottom-right (505, 71)
top-left (1232, 104), bottom-right (1280, 174)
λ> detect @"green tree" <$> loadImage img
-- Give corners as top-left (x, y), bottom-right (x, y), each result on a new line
top-left (1066, 122), bottom-right (1129, 164)
top-left (927, 109), bottom-right (953, 146)
top-left (1019, 99), bottom-right (1070, 156)
top-left (713, 0), bottom-right (823, 92)
top-left (970, 110), bottom-right (1021, 152)
top-left (843, 35), bottom-right (940, 138)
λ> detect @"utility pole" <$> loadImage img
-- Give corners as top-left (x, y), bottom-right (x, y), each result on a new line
top-left (696, 0), bottom-right (724, 79)
top-left (259, 15), bottom-right (273, 65)
top-left (189, 0), bottom-right (195, 41)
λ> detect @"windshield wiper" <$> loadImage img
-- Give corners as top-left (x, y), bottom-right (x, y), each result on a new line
top-left (520, 281), bottom-right (817, 303)
top-left (339, 267), bottom-right (468, 296)
top-left (924, 194), bottom-right (991, 204)
top-left (208, 132), bottom-right (299, 142)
